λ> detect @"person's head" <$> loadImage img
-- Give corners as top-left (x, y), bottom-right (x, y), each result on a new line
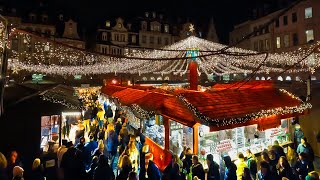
top-left (0, 152), bottom-right (7, 169)
top-left (306, 171), bottom-right (319, 180)
top-left (223, 155), bottom-right (232, 168)
top-left (186, 147), bottom-right (192, 154)
top-left (98, 140), bottom-right (104, 151)
top-left (246, 149), bottom-right (253, 157)
top-left (62, 139), bottom-right (68, 146)
top-left (98, 155), bottom-right (108, 167)
top-left (273, 140), bottom-right (279, 146)
top-left (261, 151), bottom-right (270, 162)
top-left (238, 152), bottom-right (244, 159)
top-left (9, 151), bottom-right (18, 164)
top-left (13, 166), bottom-right (24, 178)
top-left (173, 154), bottom-right (179, 164)
top-left (298, 152), bottom-right (307, 161)
top-left (243, 167), bottom-right (251, 178)
top-left (89, 135), bottom-right (94, 141)
top-left (192, 155), bottom-right (199, 164)
top-left (128, 171), bottom-right (138, 180)
top-left (301, 137), bottom-right (307, 145)
top-left (66, 141), bottom-right (73, 148)
top-left (32, 158), bottom-right (41, 170)
top-left (260, 161), bottom-right (270, 176)
top-left (121, 155), bottom-right (131, 168)
top-left (92, 156), bottom-right (98, 164)
top-left (279, 156), bottom-right (290, 169)
top-left (206, 154), bottom-right (214, 166)
top-left (80, 137), bottom-right (85, 145)
top-left (269, 149), bottom-right (276, 160)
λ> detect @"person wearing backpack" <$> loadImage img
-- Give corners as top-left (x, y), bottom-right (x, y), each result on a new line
top-left (246, 150), bottom-right (257, 180)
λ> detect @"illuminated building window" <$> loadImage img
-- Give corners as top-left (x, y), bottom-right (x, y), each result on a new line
top-left (276, 36), bottom-right (281, 49)
top-left (305, 7), bottom-right (312, 19)
top-left (285, 76), bottom-right (291, 81)
top-left (306, 30), bottom-right (314, 43)
top-left (105, 21), bottom-right (110, 27)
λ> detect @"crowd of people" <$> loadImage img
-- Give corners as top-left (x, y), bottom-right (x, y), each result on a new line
top-left (0, 96), bottom-right (319, 180)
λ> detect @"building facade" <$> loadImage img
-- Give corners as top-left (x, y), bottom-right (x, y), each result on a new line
top-left (229, 0), bottom-right (320, 82)
top-left (96, 12), bottom-right (219, 83)
top-left (230, 0), bottom-right (320, 53)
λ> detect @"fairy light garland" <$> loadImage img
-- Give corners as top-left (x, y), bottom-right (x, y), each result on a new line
top-left (42, 94), bottom-right (81, 110)
top-left (177, 94), bottom-right (312, 127)
top-left (6, 29), bottom-right (320, 76)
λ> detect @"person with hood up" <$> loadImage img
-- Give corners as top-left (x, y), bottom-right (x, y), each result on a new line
top-left (206, 154), bottom-right (220, 180)
top-left (30, 158), bottom-right (44, 180)
top-left (93, 155), bottom-right (115, 180)
top-left (191, 155), bottom-right (205, 180)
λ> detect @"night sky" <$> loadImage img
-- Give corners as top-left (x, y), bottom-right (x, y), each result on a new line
top-left (4, 0), bottom-right (262, 44)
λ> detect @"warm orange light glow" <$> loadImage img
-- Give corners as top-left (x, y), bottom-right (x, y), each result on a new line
top-left (111, 79), bottom-right (117, 84)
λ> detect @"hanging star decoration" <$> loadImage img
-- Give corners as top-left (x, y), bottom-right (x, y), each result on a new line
top-left (12, 66), bottom-right (20, 74)
top-left (189, 24), bottom-right (195, 33)
top-left (310, 67), bottom-right (315, 74)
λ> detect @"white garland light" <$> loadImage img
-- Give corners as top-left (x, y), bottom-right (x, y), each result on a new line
top-left (6, 29), bottom-right (320, 76)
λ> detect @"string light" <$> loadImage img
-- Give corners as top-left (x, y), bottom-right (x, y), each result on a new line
top-left (6, 29), bottom-right (320, 76)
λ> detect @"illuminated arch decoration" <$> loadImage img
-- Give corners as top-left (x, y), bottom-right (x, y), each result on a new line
top-left (295, 76), bottom-right (301, 81)
top-left (267, 77), bottom-right (272, 80)
top-left (150, 77), bottom-right (155, 81)
top-left (142, 77), bottom-right (147, 81)
top-left (157, 76), bottom-right (163, 81)
top-left (255, 77), bottom-right (260, 80)
top-left (164, 76), bottom-right (170, 80)
top-left (285, 76), bottom-right (292, 81)
top-left (277, 76), bottom-right (283, 81)
top-left (261, 77), bottom-right (266, 80)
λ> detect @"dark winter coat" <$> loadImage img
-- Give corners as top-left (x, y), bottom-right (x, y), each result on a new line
top-left (93, 166), bottom-right (114, 180)
top-left (192, 163), bottom-right (205, 180)
top-left (224, 164), bottom-right (237, 180)
top-left (294, 160), bottom-right (309, 179)
top-left (116, 165), bottom-right (132, 180)
top-left (182, 154), bottom-right (193, 174)
top-left (30, 167), bottom-right (45, 180)
top-left (279, 167), bottom-right (296, 180)
top-left (207, 161), bottom-right (220, 180)
top-left (272, 145), bottom-right (286, 159)
top-left (147, 161), bottom-right (162, 180)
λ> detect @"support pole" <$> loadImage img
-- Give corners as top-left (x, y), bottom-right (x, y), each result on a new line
top-left (189, 61), bottom-right (198, 90)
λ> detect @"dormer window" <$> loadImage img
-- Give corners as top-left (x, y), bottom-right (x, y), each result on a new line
top-left (152, 12), bottom-right (156, 18)
top-left (105, 20), bottom-right (110, 27)
top-left (145, 12), bottom-right (149, 18)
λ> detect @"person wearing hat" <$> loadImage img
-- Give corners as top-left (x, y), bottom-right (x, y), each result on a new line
top-left (12, 166), bottom-right (24, 180)
top-left (206, 154), bottom-right (220, 180)
top-left (145, 153), bottom-right (161, 180)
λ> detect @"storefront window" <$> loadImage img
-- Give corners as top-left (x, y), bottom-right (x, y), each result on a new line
top-left (41, 115), bottom-right (60, 153)
top-left (169, 120), bottom-right (193, 155)
top-left (125, 107), bottom-right (141, 130)
top-left (61, 112), bottom-right (83, 145)
top-left (198, 119), bottom-right (292, 161)
top-left (143, 115), bottom-right (165, 147)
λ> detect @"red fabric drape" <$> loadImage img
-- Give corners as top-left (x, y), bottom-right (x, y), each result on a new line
top-left (189, 61), bottom-right (198, 90)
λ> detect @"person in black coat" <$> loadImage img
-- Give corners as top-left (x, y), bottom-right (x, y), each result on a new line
top-left (294, 153), bottom-right (309, 180)
top-left (206, 154), bottom-right (220, 180)
top-left (223, 155), bottom-right (237, 180)
top-left (163, 155), bottom-right (182, 180)
top-left (93, 155), bottom-right (114, 180)
top-left (182, 148), bottom-right (193, 175)
top-left (192, 155), bottom-right (205, 180)
top-left (86, 156), bottom-right (98, 180)
top-left (30, 158), bottom-right (44, 180)
top-left (272, 141), bottom-right (285, 159)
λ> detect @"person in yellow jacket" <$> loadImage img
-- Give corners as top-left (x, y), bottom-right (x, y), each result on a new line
top-left (96, 106), bottom-right (105, 130)
top-left (235, 153), bottom-right (248, 180)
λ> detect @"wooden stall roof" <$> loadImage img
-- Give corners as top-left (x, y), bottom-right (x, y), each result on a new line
top-left (101, 83), bottom-right (308, 130)
top-left (101, 85), bottom-right (126, 96)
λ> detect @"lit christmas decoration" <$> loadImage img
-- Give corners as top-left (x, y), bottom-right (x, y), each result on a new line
top-left (5, 29), bottom-right (320, 76)
top-left (11, 66), bottom-right (19, 74)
